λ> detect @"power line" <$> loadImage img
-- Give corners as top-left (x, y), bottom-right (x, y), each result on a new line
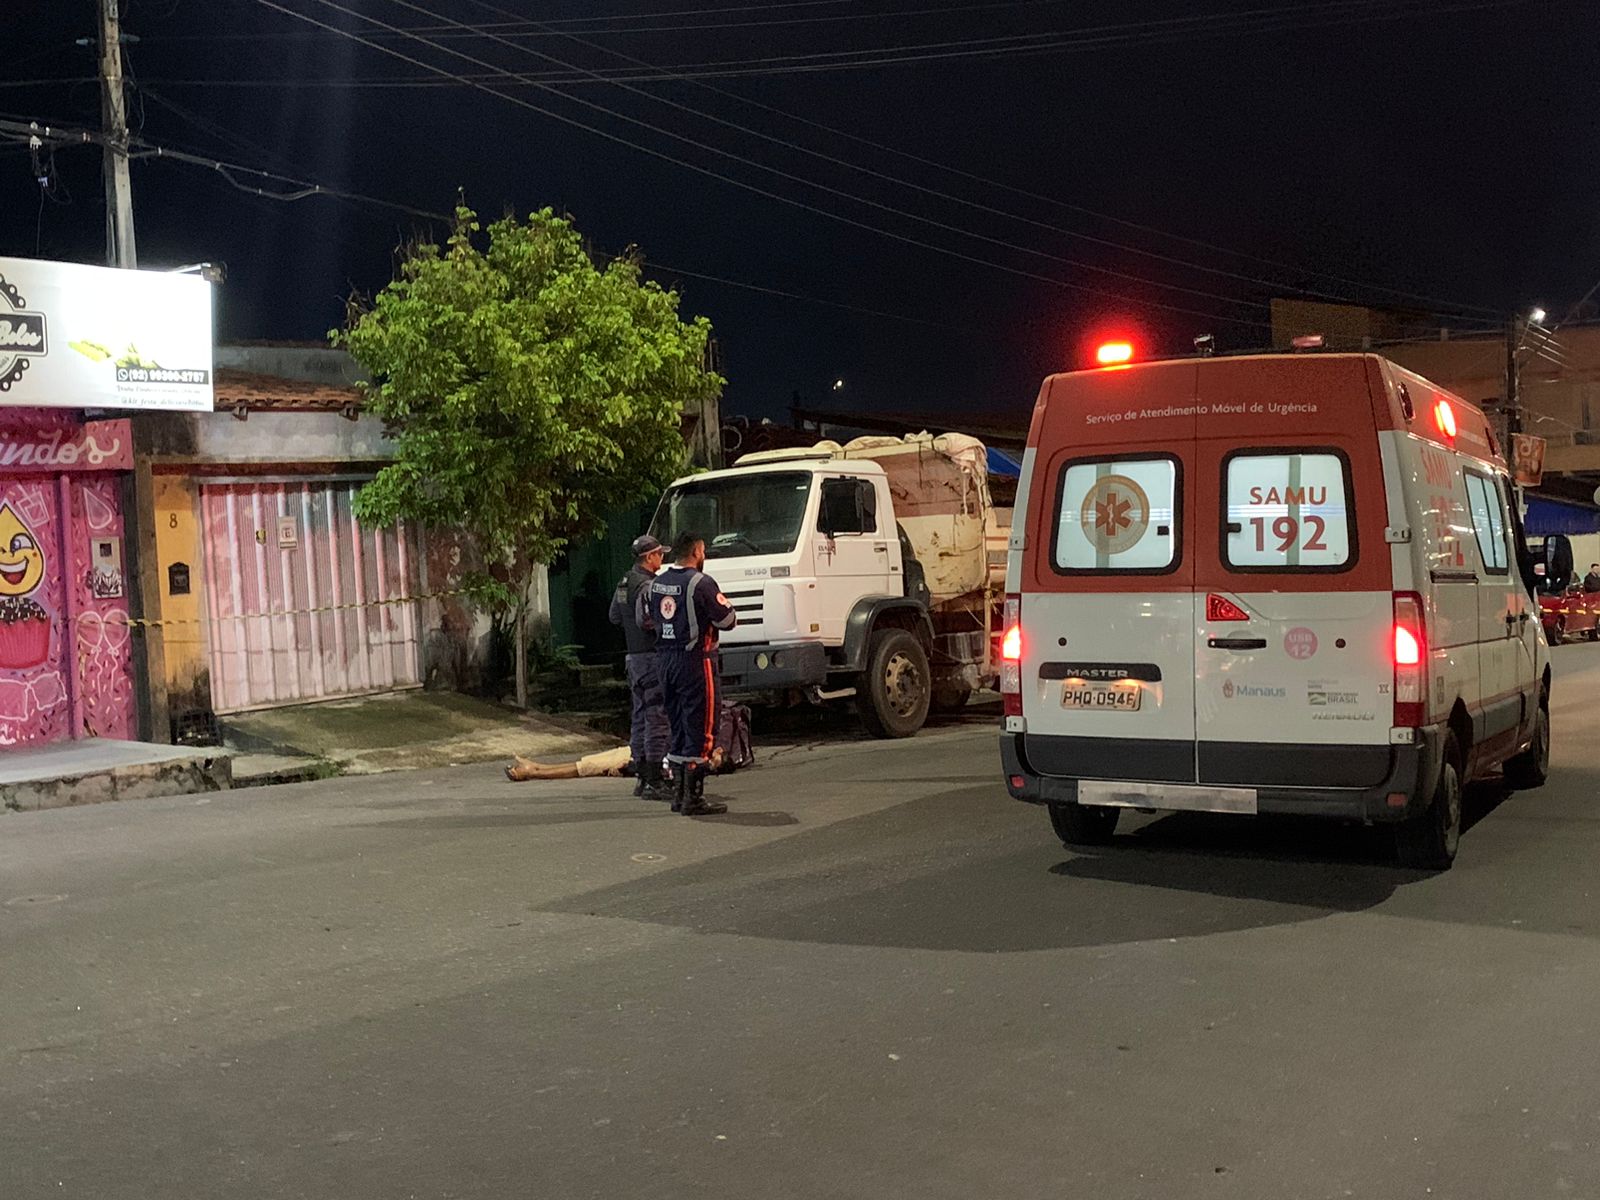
top-left (384, 0), bottom-right (1282, 314)
top-left (253, 0), bottom-right (1272, 329)
top-left (135, 0), bottom-right (1095, 39)
top-left (0, 117), bottom-right (451, 221)
top-left (0, 113), bottom-right (1034, 340)
top-left (451, 0), bottom-right (1507, 325)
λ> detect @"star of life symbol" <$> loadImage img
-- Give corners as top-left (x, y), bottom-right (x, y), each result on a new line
top-left (1080, 474), bottom-right (1151, 555)
top-left (659, 595), bottom-right (678, 620)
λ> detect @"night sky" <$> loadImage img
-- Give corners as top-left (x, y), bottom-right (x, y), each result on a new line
top-left (3, 0), bottom-right (1596, 425)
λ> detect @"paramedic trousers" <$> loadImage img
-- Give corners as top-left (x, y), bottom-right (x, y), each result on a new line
top-left (657, 649), bottom-right (721, 767)
top-left (626, 653), bottom-right (670, 768)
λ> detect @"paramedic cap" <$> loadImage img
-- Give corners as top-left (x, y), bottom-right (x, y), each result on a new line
top-left (631, 534), bottom-right (664, 559)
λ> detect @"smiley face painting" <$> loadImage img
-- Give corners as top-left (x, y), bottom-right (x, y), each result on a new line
top-left (0, 501), bottom-right (51, 669)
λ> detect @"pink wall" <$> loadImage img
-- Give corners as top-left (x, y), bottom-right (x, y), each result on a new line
top-left (0, 410), bottom-right (136, 748)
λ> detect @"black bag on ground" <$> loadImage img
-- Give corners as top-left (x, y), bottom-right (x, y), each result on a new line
top-left (714, 701), bottom-right (754, 773)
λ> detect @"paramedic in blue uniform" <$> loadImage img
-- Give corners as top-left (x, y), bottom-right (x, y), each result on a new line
top-left (641, 531), bottom-right (737, 816)
top-left (608, 533), bottom-right (670, 801)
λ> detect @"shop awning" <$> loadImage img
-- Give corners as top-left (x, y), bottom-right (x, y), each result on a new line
top-left (986, 447), bottom-right (1023, 478)
top-left (1524, 495), bottom-right (1600, 536)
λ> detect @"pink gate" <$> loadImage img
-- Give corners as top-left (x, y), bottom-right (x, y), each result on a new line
top-left (0, 473), bottom-right (136, 747)
top-left (200, 480), bottom-right (424, 713)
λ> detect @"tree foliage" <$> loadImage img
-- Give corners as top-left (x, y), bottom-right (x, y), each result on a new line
top-left (336, 205), bottom-right (722, 614)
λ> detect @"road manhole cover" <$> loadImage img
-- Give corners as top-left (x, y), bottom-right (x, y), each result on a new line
top-left (5, 894), bottom-right (67, 907)
top-left (630, 853), bottom-right (666, 864)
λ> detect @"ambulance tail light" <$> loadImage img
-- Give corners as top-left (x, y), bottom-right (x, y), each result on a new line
top-left (1392, 591), bottom-right (1427, 727)
top-left (1000, 595), bottom-right (1023, 714)
top-left (1206, 593), bottom-right (1250, 622)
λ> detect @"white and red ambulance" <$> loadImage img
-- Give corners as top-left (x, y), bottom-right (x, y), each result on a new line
top-left (998, 350), bottom-right (1550, 869)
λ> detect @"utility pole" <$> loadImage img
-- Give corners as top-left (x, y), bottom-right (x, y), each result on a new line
top-left (98, 0), bottom-right (137, 268)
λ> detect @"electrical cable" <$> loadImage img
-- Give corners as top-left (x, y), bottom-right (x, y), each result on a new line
top-left (0, 116), bottom-right (451, 221)
top-left (379, 0), bottom-right (1281, 314)
top-left (254, 0), bottom-right (1274, 328)
top-left (451, 0), bottom-right (1508, 325)
top-left (0, 112), bottom-right (1022, 337)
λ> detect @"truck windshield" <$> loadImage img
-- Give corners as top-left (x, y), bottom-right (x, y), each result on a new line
top-left (653, 471), bottom-right (812, 560)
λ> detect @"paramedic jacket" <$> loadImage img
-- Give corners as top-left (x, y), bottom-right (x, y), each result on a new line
top-left (639, 565), bottom-right (737, 655)
top-left (608, 564), bottom-right (658, 656)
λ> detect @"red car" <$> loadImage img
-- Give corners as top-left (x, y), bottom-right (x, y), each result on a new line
top-left (1540, 586), bottom-right (1600, 644)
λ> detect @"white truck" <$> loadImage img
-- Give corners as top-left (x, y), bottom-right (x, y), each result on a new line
top-left (648, 433), bottom-right (1011, 737)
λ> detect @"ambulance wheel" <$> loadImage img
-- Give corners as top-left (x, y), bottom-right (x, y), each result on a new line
top-left (857, 627), bottom-right (931, 738)
top-left (1048, 801), bottom-right (1119, 847)
top-left (1505, 693), bottom-right (1550, 790)
top-left (1394, 734), bottom-right (1462, 871)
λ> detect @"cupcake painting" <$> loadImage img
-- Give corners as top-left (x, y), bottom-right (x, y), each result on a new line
top-left (0, 501), bottom-right (50, 670)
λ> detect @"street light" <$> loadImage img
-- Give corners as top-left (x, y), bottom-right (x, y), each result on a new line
top-left (832, 379), bottom-right (845, 391)
top-left (1530, 307), bottom-right (1546, 325)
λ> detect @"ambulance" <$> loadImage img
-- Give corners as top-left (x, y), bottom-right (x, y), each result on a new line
top-left (998, 350), bottom-right (1550, 869)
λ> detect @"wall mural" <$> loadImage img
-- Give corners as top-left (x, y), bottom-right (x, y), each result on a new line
top-left (69, 476), bottom-right (134, 740)
top-left (0, 485), bottom-right (67, 746)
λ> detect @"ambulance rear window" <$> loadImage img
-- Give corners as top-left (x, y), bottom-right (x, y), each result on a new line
top-left (1052, 455), bottom-right (1180, 574)
top-left (1222, 450), bottom-right (1354, 573)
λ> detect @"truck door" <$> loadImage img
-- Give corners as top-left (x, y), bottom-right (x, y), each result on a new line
top-left (1020, 375), bottom-right (1199, 785)
top-left (813, 474), bottom-right (896, 641)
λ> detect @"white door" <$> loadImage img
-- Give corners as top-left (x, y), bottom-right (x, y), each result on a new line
top-left (1462, 471), bottom-right (1538, 753)
top-left (1020, 451), bottom-right (1196, 783)
top-left (1462, 469), bottom-right (1523, 754)
top-left (1193, 445), bottom-right (1393, 788)
top-left (813, 474), bottom-right (895, 641)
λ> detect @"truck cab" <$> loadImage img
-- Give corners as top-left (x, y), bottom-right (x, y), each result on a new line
top-left (650, 435), bottom-right (1005, 737)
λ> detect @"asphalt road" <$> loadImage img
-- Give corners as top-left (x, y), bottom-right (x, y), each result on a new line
top-left (4, 650), bottom-right (1600, 1199)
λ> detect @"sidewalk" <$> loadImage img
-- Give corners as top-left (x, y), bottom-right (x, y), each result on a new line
top-left (1, 739), bottom-right (232, 812)
top-left (226, 690), bottom-right (619, 784)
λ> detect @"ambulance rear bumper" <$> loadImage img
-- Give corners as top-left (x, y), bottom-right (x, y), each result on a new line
top-left (999, 727), bottom-right (1445, 823)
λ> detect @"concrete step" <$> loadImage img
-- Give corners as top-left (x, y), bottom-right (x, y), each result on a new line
top-left (1, 739), bottom-right (232, 813)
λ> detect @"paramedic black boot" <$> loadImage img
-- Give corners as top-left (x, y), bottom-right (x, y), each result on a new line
top-left (670, 767), bottom-right (686, 813)
top-left (680, 765), bottom-right (727, 817)
top-left (631, 761), bottom-right (646, 798)
top-left (640, 763), bottom-right (670, 802)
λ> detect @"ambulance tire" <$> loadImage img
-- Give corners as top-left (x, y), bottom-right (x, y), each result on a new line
top-left (857, 627), bottom-right (931, 739)
top-left (930, 685), bottom-right (973, 714)
top-left (1048, 801), bottom-right (1119, 847)
top-left (1504, 693), bottom-right (1550, 790)
top-left (1394, 733), bottom-right (1462, 871)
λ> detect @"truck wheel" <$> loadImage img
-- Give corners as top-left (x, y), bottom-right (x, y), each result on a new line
top-left (1048, 801), bottom-right (1119, 846)
top-left (1394, 733), bottom-right (1462, 871)
top-left (856, 627), bottom-right (931, 738)
top-left (1504, 693), bottom-right (1550, 789)
top-left (930, 685), bottom-right (973, 714)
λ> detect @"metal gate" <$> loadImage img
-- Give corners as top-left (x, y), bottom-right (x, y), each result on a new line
top-left (200, 480), bottom-right (424, 713)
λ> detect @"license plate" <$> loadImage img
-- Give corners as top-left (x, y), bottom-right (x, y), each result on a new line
top-left (1078, 780), bottom-right (1258, 815)
top-left (1061, 681), bottom-right (1141, 711)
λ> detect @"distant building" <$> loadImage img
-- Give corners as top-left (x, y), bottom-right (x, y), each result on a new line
top-left (1272, 299), bottom-right (1600, 559)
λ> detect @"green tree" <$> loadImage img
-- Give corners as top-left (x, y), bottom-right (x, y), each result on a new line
top-left (337, 205), bottom-right (722, 706)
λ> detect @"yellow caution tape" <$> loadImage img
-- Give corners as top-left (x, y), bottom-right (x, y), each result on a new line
top-left (27, 590), bottom-right (475, 631)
